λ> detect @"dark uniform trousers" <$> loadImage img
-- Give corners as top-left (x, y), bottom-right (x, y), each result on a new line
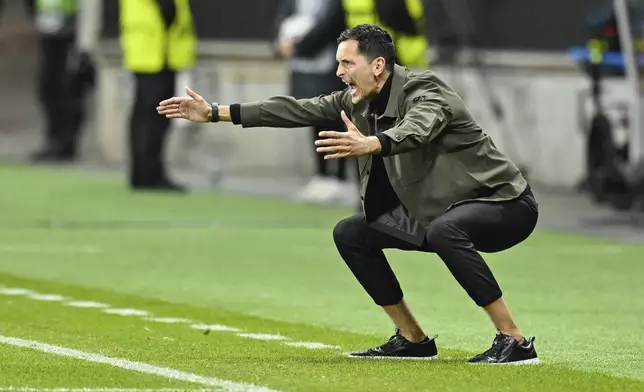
top-left (37, 35), bottom-right (88, 159)
top-left (333, 185), bottom-right (538, 307)
top-left (128, 0), bottom-right (177, 187)
top-left (129, 69), bottom-right (176, 186)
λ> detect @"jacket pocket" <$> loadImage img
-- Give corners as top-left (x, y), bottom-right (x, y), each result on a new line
top-left (420, 153), bottom-right (481, 204)
top-left (393, 146), bottom-right (434, 186)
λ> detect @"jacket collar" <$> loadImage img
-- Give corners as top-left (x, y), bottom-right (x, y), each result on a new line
top-left (360, 64), bottom-right (406, 119)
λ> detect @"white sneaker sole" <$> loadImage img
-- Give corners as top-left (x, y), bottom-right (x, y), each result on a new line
top-left (469, 357), bottom-right (541, 365)
top-left (345, 353), bottom-right (439, 361)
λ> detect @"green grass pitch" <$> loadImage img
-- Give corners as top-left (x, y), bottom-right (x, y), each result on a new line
top-left (0, 164), bottom-right (643, 391)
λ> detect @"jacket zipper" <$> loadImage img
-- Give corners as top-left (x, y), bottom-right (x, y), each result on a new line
top-left (372, 112), bottom-right (378, 135)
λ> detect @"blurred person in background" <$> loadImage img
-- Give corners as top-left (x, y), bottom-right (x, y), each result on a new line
top-left (420, 0), bottom-right (480, 65)
top-left (30, 0), bottom-right (92, 163)
top-left (158, 24), bottom-right (539, 365)
top-left (273, 0), bottom-right (355, 205)
top-left (24, 0), bottom-right (36, 16)
top-left (275, 0), bottom-right (427, 206)
top-left (119, 0), bottom-right (196, 192)
top-left (346, 0), bottom-right (428, 69)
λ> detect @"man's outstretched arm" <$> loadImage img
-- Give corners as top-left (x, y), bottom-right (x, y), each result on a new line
top-left (159, 87), bottom-right (384, 160)
top-left (157, 87), bottom-right (349, 129)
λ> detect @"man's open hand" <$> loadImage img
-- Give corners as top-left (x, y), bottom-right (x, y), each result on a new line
top-left (157, 87), bottom-right (211, 123)
top-left (315, 111), bottom-right (382, 160)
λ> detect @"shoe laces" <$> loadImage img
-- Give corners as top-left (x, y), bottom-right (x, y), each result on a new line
top-left (389, 328), bottom-right (403, 340)
top-left (381, 329), bottom-right (407, 348)
top-left (482, 333), bottom-right (508, 358)
top-left (388, 329), bottom-right (435, 344)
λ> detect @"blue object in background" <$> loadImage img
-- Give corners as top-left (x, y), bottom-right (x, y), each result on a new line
top-left (568, 46), bottom-right (644, 68)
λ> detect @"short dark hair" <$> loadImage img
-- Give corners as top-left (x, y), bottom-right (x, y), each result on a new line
top-left (337, 24), bottom-right (395, 72)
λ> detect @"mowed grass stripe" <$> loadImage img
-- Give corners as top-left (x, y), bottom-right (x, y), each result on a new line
top-left (0, 344), bottom-right (200, 389)
top-left (0, 388), bottom-right (217, 392)
top-left (1, 276), bottom-right (644, 392)
top-left (0, 336), bottom-right (277, 392)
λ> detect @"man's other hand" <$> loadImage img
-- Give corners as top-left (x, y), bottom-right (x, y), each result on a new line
top-left (157, 87), bottom-right (212, 123)
top-left (315, 110), bottom-right (382, 159)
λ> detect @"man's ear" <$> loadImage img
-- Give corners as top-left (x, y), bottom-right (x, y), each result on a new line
top-left (372, 57), bottom-right (386, 77)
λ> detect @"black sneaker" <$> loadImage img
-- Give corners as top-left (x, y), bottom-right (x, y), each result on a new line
top-left (468, 332), bottom-right (539, 365)
top-left (347, 329), bottom-right (438, 360)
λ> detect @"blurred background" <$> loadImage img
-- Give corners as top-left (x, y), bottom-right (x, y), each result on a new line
top-left (2, 0), bottom-right (644, 239)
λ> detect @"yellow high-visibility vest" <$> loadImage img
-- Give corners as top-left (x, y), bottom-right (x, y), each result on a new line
top-left (119, 0), bottom-right (196, 73)
top-left (342, 0), bottom-right (428, 68)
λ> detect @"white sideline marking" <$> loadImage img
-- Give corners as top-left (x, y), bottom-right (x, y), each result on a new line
top-left (283, 342), bottom-right (341, 350)
top-left (28, 294), bottom-right (67, 302)
top-left (0, 336), bottom-right (279, 392)
top-left (190, 324), bottom-right (239, 332)
top-left (146, 317), bottom-right (192, 324)
top-left (0, 388), bottom-right (217, 392)
top-left (0, 288), bottom-right (37, 296)
top-left (65, 301), bottom-right (110, 309)
top-left (236, 334), bottom-right (289, 341)
top-left (103, 309), bottom-right (150, 317)
top-left (1, 287), bottom-right (338, 352)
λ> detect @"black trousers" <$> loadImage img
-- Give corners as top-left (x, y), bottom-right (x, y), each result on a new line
top-left (333, 187), bottom-right (539, 307)
top-left (290, 71), bottom-right (348, 181)
top-left (37, 35), bottom-right (84, 156)
top-left (129, 69), bottom-right (176, 186)
top-left (312, 125), bottom-right (348, 180)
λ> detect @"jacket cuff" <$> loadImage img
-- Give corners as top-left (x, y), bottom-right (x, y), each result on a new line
top-left (230, 104), bottom-right (241, 125)
top-left (239, 102), bottom-right (263, 127)
top-left (376, 133), bottom-right (392, 156)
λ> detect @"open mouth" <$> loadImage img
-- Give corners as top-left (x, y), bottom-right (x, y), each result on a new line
top-left (345, 81), bottom-right (358, 96)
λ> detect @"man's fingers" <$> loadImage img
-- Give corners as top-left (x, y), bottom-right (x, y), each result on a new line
top-left (316, 145), bottom-right (350, 154)
top-left (157, 104), bottom-right (180, 113)
top-left (314, 138), bottom-right (350, 146)
top-left (158, 109), bottom-right (179, 116)
top-left (159, 96), bottom-right (188, 106)
top-left (156, 103), bottom-right (186, 118)
top-left (157, 108), bottom-right (181, 116)
top-left (318, 131), bottom-right (347, 139)
top-left (158, 97), bottom-right (179, 106)
top-left (185, 86), bottom-right (203, 101)
top-left (324, 152), bottom-right (350, 160)
top-left (340, 110), bottom-right (354, 128)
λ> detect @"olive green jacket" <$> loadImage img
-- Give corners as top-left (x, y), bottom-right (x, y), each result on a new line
top-left (239, 64), bottom-right (528, 245)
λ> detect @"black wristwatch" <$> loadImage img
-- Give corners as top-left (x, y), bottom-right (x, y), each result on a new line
top-left (210, 102), bottom-right (219, 123)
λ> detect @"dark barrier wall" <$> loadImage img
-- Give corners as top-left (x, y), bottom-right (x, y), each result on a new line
top-left (101, 0), bottom-right (606, 51)
top-left (433, 0), bottom-right (608, 50)
top-left (101, 0), bottom-right (281, 40)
